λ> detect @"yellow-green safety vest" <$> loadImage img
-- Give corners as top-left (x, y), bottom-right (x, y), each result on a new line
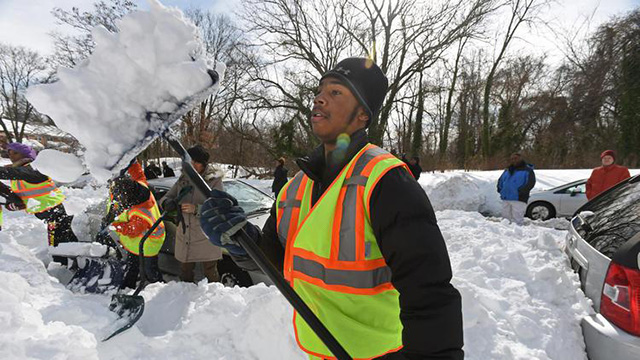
top-left (277, 144), bottom-right (410, 359)
top-left (111, 199), bottom-right (165, 257)
top-left (11, 178), bottom-right (65, 214)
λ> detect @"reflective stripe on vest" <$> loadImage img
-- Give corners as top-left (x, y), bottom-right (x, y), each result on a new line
top-left (276, 144), bottom-right (409, 359)
top-left (11, 178), bottom-right (65, 214)
top-left (113, 200), bottom-right (165, 257)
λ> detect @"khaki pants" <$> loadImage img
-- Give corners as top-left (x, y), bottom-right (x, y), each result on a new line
top-left (501, 200), bottom-right (527, 225)
top-left (180, 260), bottom-right (220, 283)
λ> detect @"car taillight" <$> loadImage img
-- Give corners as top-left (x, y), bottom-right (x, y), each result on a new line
top-left (600, 262), bottom-right (640, 336)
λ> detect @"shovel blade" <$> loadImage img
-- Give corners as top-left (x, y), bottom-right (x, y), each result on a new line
top-left (102, 294), bottom-right (145, 341)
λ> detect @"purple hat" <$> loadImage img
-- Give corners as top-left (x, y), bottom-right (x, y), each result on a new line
top-left (7, 142), bottom-right (37, 160)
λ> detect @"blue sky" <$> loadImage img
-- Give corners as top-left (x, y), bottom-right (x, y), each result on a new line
top-left (0, 0), bottom-right (637, 59)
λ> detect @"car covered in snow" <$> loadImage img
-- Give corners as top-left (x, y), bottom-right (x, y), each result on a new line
top-left (565, 174), bottom-right (640, 360)
top-left (86, 177), bottom-right (274, 287)
top-left (526, 179), bottom-right (588, 221)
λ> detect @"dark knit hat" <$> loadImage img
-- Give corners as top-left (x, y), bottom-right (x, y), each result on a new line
top-left (187, 145), bottom-right (210, 165)
top-left (600, 150), bottom-right (616, 160)
top-left (320, 58), bottom-right (388, 124)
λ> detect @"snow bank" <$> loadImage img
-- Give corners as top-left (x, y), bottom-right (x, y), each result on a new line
top-left (440, 210), bottom-right (591, 359)
top-left (31, 149), bottom-right (86, 183)
top-left (1, 183), bottom-right (593, 359)
top-left (26, 0), bottom-right (221, 182)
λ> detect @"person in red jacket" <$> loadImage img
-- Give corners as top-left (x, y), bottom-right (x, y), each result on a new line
top-left (586, 150), bottom-right (631, 200)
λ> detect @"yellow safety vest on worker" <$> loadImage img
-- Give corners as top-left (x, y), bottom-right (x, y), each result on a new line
top-left (10, 177), bottom-right (65, 214)
top-left (110, 197), bottom-right (165, 257)
top-left (276, 144), bottom-right (410, 359)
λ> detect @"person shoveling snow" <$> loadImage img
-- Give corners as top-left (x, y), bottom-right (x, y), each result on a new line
top-left (0, 142), bottom-right (79, 264)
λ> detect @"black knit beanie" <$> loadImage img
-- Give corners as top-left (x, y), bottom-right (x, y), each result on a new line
top-left (320, 58), bottom-right (389, 125)
top-left (187, 145), bottom-right (210, 165)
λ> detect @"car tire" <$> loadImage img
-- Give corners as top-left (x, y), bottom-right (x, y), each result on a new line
top-left (526, 201), bottom-right (556, 221)
top-left (217, 256), bottom-right (253, 287)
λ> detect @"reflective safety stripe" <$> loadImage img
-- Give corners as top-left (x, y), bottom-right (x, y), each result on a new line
top-left (277, 172), bottom-right (305, 244)
top-left (131, 208), bottom-right (165, 238)
top-left (337, 146), bottom-right (386, 261)
top-left (293, 255), bottom-right (392, 289)
top-left (12, 181), bottom-right (57, 198)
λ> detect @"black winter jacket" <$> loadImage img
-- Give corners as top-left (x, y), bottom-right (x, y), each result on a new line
top-left (236, 129), bottom-right (463, 360)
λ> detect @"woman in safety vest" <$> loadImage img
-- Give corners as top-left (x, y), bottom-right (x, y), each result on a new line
top-left (107, 161), bottom-right (165, 289)
top-left (199, 58), bottom-right (463, 360)
top-left (0, 142), bottom-right (78, 263)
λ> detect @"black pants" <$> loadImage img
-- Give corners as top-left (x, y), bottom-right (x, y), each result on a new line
top-left (122, 254), bottom-right (163, 289)
top-left (35, 204), bottom-right (78, 264)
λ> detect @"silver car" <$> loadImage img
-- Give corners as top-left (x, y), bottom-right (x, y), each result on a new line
top-left (526, 179), bottom-right (588, 221)
top-left (565, 175), bottom-right (640, 359)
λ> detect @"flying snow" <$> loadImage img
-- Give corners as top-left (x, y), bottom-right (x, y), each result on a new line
top-left (26, 0), bottom-right (224, 182)
top-left (31, 149), bottom-right (86, 183)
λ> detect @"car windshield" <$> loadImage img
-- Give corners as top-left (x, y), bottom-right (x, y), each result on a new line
top-left (577, 176), bottom-right (640, 258)
top-left (224, 180), bottom-right (273, 214)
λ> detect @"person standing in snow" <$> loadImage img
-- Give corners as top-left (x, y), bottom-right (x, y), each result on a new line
top-left (162, 161), bottom-right (175, 177)
top-left (271, 157), bottom-right (288, 197)
top-left (160, 145), bottom-right (224, 283)
top-left (586, 150), bottom-right (630, 200)
top-left (497, 152), bottom-right (536, 225)
top-left (0, 143), bottom-right (78, 263)
top-left (199, 58), bottom-right (463, 360)
top-left (107, 161), bottom-right (165, 288)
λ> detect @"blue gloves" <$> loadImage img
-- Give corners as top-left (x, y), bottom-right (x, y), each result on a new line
top-left (199, 189), bottom-right (260, 256)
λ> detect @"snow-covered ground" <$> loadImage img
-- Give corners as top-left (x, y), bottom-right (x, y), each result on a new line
top-left (0, 168), bottom-right (618, 359)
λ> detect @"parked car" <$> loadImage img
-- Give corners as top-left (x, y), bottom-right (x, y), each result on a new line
top-left (565, 174), bottom-right (640, 360)
top-left (86, 177), bottom-right (274, 287)
top-left (526, 179), bottom-right (588, 221)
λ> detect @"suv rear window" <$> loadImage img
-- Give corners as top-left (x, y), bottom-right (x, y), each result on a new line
top-left (577, 176), bottom-right (640, 258)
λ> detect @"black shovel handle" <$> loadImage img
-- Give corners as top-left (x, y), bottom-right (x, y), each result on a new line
top-left (165, 136), bottom-right (352, 360)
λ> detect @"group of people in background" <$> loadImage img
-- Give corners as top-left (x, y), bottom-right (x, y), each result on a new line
top-left (497, 149), bottom-right (631, 225)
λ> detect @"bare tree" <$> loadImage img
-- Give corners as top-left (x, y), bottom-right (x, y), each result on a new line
top-left (241, 0), bottom-right (495, 148)
top-left (480, 0), bottom-right (549, 158)
top-left (0, 44), bottom-right (48, 142)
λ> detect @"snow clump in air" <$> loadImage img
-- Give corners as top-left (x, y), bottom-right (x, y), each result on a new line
top-left (31, 149), bottom-right (86, 183)
top-left (26, 0), bottom-right (219, 182)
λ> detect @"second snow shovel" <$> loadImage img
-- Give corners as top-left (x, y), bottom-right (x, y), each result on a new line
top-left (102, 185), bottom-right (191, 341)
top-left (102, 212), bottom-right (167, 341)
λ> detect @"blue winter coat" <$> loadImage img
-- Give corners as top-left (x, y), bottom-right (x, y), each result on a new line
top-left (497, 162), bottom-right (536, 203)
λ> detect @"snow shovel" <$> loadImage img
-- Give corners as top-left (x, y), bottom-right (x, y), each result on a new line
top-left (102, 211), bottom-right (167, 341)
top-left (102, 185), bottom-right (190, 341)
top-left (164, 136), bottom-right (352, 360)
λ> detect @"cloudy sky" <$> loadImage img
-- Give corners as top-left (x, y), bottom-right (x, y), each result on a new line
top-left (0, 0), bottom-right (637, 60)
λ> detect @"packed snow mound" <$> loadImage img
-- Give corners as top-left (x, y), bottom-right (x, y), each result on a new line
top-left (427, 174), bottom-right (485, 212)
top-left (439, 210), bottom-right (592, 359)
top-left (26, 0), bottom-right (222, 182)
top-left (49, 242), bottom-right (108, 257)
top-left (31, 149), bottom-right (86, 183)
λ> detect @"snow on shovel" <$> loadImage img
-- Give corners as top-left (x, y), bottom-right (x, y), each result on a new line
top-left (25, 0), bottom-right (351, 358)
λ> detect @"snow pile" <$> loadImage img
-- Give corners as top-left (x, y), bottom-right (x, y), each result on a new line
top-left (26, 0), bottom-right (221, 182)
top-left (1, 180), bottom-right (594, 359)
top-left (440, 210), bottom-right (592, 359)
top-left (31, 149), bottom-right (86, 183)
top-left (428, 174), bottom-right (485, 212)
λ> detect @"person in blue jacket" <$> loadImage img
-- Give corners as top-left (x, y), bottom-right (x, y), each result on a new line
top-left (497, 152), bottom-right (536, 225)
